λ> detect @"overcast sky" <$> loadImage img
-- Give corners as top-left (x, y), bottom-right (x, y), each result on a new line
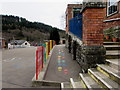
top-left (0, 0), bottom-right (83, 30)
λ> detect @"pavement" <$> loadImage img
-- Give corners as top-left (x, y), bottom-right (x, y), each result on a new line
top-left (2, 47), bottom-right (37, 88)
top-left (44, 45), bottom-right (81, 82)
top-left (1, 45), bottom-right (82, 88)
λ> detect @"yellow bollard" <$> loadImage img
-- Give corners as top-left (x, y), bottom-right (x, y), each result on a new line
top-left (50, 40), bottom-right (52, 51)
top-left (46, 42), bottom-right (48, 59)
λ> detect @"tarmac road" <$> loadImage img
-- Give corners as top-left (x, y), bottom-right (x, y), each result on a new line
top-left (44, 45), bottom-right (82, 82)
top-left (2, 47), bottom-right (37, 88)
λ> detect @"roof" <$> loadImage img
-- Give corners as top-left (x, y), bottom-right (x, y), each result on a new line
top-left (10, 40), bottom-right (26, 45)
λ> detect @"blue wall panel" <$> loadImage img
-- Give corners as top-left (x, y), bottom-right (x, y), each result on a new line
top-left (69, 14), bottom-right (82, 39)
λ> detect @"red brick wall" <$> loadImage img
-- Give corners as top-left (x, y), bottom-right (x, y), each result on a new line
top-left (82, 8), bottom-right (106, 46)
top-left (103, 1), bottom-right (120, 30)
top-left (103, 20), bottom-right (120, 30)
top-left (66, 4), bottom-right (82, 33)
top-left (66, 2), bottom-right (120, 45)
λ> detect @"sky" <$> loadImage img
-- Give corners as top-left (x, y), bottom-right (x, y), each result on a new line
top-left (0, 0), bottom-right (83, 30)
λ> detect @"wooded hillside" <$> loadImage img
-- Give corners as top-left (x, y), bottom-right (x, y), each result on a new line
top-left (2, 15), bottom-right (65, 43)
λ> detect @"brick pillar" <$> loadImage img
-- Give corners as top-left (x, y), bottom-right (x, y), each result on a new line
top-left (81, 1), bottom-right (106, 72)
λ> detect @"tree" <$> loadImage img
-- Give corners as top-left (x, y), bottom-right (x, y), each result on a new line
top-left (50, 28), bottom-right (60, 45)
top-left (18, 30), bottom-right (24, 37)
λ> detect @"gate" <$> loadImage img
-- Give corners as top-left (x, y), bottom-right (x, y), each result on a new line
top-left (69, 13), bottom-right (82, 39)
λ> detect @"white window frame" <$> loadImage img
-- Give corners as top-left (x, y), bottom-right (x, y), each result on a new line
top-left (107, 0), bottom-right (119, 16)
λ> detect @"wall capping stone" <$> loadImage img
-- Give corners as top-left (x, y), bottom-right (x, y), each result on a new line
top-left (103, 18), bottom-right (120, 22)
top-left (80, 2), bottom-right (106, 13)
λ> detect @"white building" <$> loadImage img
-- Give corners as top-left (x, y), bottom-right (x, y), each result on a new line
top-left (8, 40), bottom-right (30, 49)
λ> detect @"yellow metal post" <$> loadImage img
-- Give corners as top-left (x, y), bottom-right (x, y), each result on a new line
top-left (50, 40), bottom-right (52, 51)
top-left (46, 42), bottom-right (48, 59)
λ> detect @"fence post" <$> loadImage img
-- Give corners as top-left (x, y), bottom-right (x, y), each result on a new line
top-left (42, 44), bottom-right (46, 63)
top-left (36, 50), bottom-right (38, 80)
top-left (36, 46), bottom-right (44, 80)
top-left (50, 40), bottom-right (52, 51)
top-left (41, 46), bottom-right (44, 68)
top-left (46, 42), bottom-right (48, 59)
top-left (48, 41), bottom-right (50, 54)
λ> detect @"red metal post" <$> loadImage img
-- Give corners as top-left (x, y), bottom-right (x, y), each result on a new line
top-left (41, 46), bottom-right (44, 68)
top-left (35, 46), bottom-right (45, 80)
top-left (36, 50), bottom-right (38, 80)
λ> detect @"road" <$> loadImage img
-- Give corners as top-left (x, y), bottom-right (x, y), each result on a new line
top-left (2, 47), bottom-right (37, 88)
top-left (44, 45), bottom-right (82, 82)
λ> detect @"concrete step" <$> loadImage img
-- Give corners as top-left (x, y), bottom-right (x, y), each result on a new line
top-left (32, 80), bottom-right (61, 87)
top-left (106, 50), bottom-right (120, 59)
top-left (104, 42), bottom-right (120, 45)
top-left (70, 78), bottom-right (83, 89)
top-left (88, 68), bottom-right (120, 89)
top-left (61, 82), bottom-right (71, 90)
top-left (79, 73), bottom-right (102, 89)
top-left (104, 45), bottom-right (120, 50)
top-left (97, 64), bottom-right (120, 85)
top-left (105, 59), bottom-right (119, 70)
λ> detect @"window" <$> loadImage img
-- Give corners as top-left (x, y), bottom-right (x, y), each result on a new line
top-left (108, 0), bottom-right (119, 15)
top-left (25, 43), bottom-right (27, 45)
top-left (15, 43), bottom-right (17, 45)
top-left (73, 8), bottom-right (81, 17)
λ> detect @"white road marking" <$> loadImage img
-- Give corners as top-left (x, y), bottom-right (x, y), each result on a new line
top-left (3, 57), bottom-right (22, 62)
top-left (10, 58), bottom-right (16, 61)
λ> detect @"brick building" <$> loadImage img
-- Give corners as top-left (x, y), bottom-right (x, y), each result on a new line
top-left (103, 0), bottom-right (120, 41)
top-left (66, 0), bottom-right (120, 42)
top-left (65, 4), bottom-right (82, 33)
top-left (65, 0), bottom-right (120, 72)
top-left (103, 0), bottom-right (120, 29)
top-left (60, 0), bottom-right (120, 88)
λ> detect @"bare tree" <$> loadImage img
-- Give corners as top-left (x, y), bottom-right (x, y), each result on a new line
top-left (60, 13), bottom-right (66, 30)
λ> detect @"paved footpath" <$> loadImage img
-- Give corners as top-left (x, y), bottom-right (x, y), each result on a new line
top-left (44, 45), bottom-right (82, 82)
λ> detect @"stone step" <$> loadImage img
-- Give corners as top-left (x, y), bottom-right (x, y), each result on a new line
top-left (79, 73), bottom-right (102, 89)
top-left (70, 78), bottom-right (76, 88)
top-left (88, 68), bottom-right (120, 89)
top-left (104, 42), bottom-right (120, 45)
top-left (97, 64), bottom-right (120, 85)
top-left (70, 78), bottom-right (83, 89)
top-left (106, 50), bottom-right (120, 59)
top-left (104, 45), bottom-right (120, 50)
top-left (61, 82), bottom-right (71, 90)
top-left (105, 59), bottom-right (119, 70)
